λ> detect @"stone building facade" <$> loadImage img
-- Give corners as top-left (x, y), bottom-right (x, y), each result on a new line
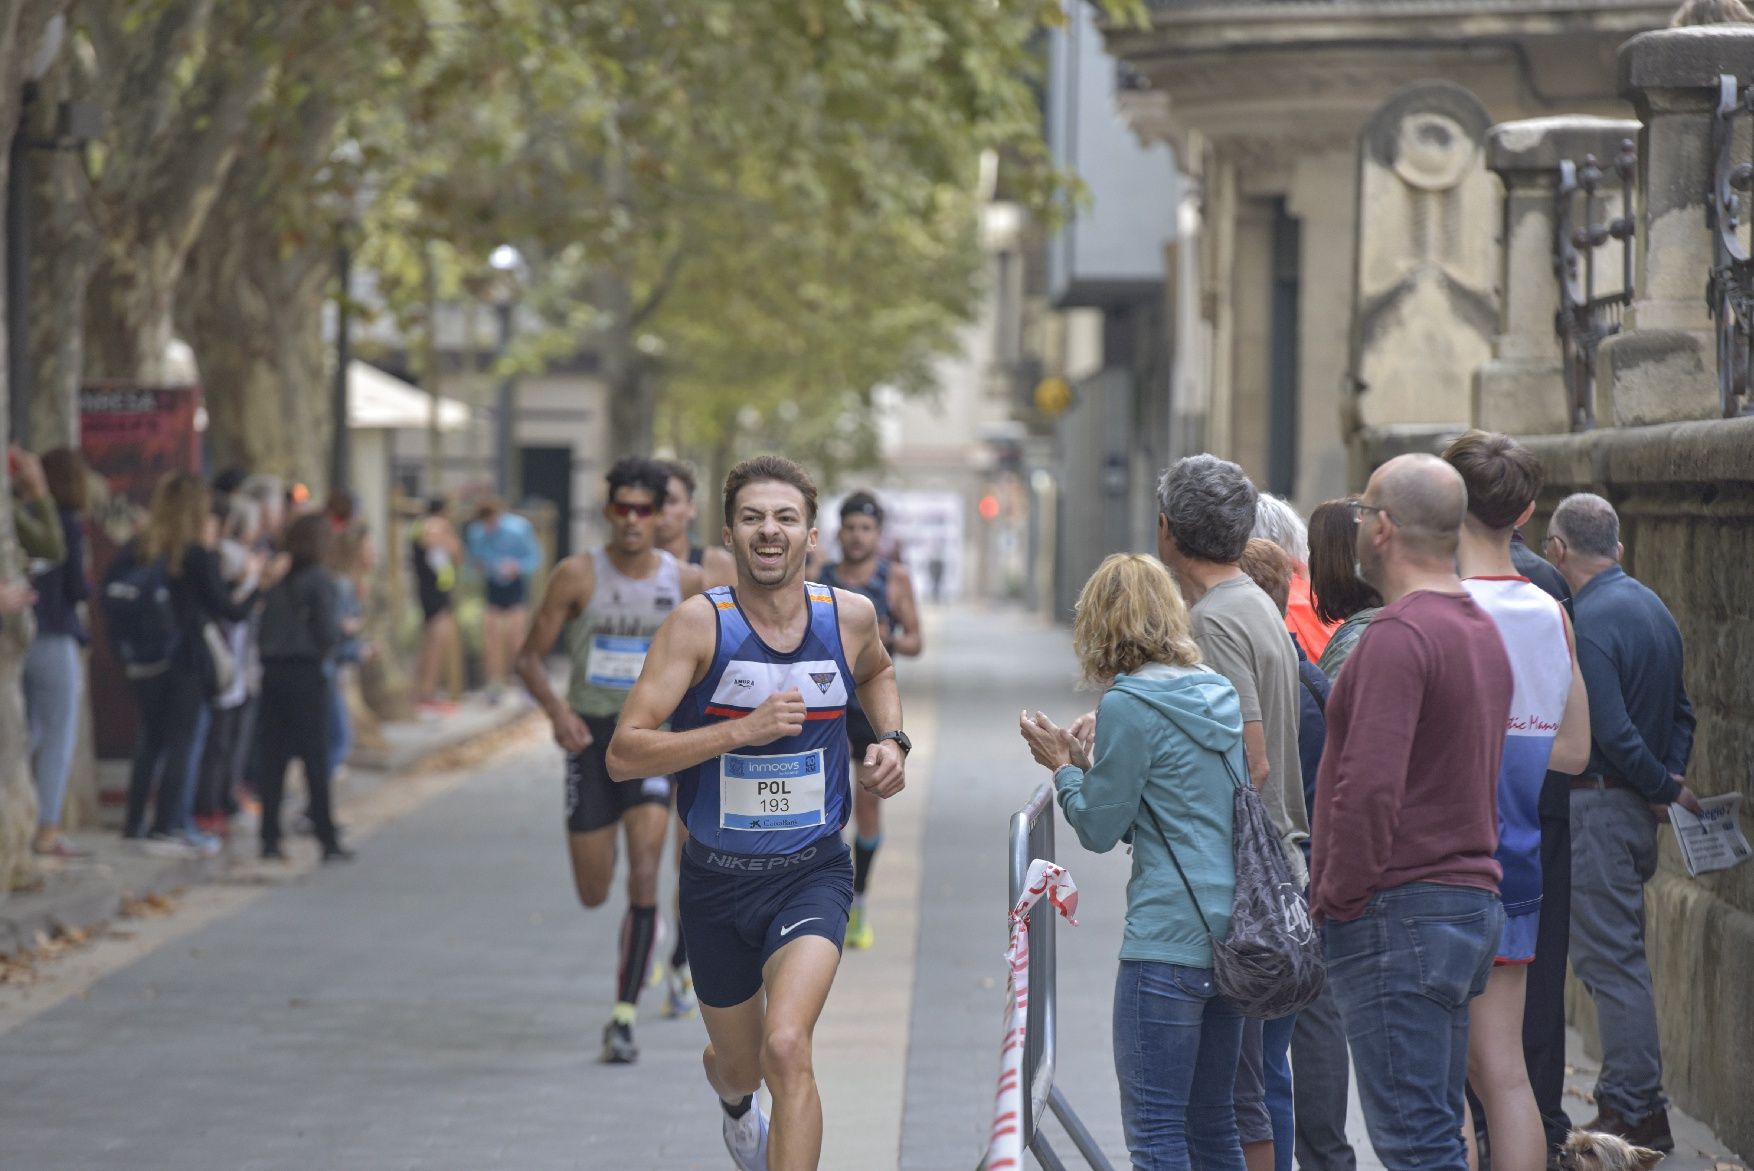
top-left (1104, 0), bottom-right (1674, 507)
top-left (1101, 4), bottom-right (1754, 1156)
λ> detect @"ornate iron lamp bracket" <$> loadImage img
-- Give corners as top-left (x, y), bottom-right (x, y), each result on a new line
top-left (1555, 139), bottom-right (1636, 432)
top-left (1708, 73), bottom-right (1754, 419)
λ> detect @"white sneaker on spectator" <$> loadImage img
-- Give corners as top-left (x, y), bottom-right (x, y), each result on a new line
top-left (140, 833), bottom-right (198, 859)
top-left (176, 829), bottom-right (223, 859)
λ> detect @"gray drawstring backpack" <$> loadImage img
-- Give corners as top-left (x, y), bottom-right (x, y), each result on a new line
top-left (1143, 747), bottom-right (1326, 1019)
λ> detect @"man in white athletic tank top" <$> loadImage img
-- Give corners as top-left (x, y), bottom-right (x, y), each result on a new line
top-left (1444, 431), bottom-right (1591, 1171)
top-left (515, 457), bottom-right (706, 1065)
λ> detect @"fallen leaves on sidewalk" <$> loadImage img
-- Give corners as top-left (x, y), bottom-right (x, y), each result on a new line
top-left (411, 712), bottom-right (542, 776)
top-left (118, 891), bottom-right (180, 919)
top-left (0, 926), bottom-right (93, 985)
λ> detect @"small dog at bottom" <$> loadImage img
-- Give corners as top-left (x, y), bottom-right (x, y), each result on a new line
top-left (1557, 1129), bottom-right (1666, 1171)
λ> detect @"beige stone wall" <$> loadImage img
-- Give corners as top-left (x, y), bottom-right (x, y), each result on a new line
top-left (1522, 419), bottom-right (1754, 1158)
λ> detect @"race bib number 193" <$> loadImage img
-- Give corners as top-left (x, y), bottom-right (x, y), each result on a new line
top-left (720, 749), bottom-right (827, 831)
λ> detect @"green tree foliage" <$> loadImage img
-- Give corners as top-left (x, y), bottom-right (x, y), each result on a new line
top-left (353, 0), bottom-right (1117, 488)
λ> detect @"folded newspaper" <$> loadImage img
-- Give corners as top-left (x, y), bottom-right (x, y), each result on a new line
top-left (1669, 794), bottom-right (1751, 877)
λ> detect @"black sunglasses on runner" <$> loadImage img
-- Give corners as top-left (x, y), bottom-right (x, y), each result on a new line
top-left (610, 502), bottom-right (657, 518)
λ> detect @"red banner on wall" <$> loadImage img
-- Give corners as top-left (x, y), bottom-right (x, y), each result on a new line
top-left (81, 385), bottom-right (203, 760)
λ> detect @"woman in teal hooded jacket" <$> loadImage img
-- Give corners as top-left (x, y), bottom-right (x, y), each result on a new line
top-left (1022, 552), bottom-right (1248, 1171)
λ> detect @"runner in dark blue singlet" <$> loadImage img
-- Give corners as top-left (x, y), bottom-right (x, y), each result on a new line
top-left (608, 456), bottom-right (906, 1171)
top-left (817, 490), bottom-right (923, 951)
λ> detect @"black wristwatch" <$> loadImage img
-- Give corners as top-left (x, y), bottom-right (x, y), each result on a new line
top-left (876, 729), bottom-right (912, 756)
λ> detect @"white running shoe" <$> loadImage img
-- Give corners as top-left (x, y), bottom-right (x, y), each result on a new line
top-left (663, 965), bottom-right (698, 1019)
top-left (721, 1095), bottom-right (768, 1171)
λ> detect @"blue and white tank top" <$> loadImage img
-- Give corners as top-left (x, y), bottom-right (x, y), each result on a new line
top-left (1464, 576), bottom-right (1574, 921)
top-left (671, 583), bottom-right (855, 856)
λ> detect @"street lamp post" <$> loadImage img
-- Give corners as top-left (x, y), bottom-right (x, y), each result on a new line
top-left (487, 244), bottom-right (523, 500)
top-left (324, 139), bottom-right (368, 496)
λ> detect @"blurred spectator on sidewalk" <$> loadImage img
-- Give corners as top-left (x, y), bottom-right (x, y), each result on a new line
top-left (413, 497), bottom-right (461, 713)
top-left (195, 493), bottom-right (265, 832)
top-left (1156, 455), bottom-right (1306, 1171)
top-left (23, 449), bottom-right (92, 860)
top-left (1309, 499), bottom-right (1383, 682)
top-left (324, 501), bottom-right (372, 776)
top-left (121, 472), bottom-right (259, 857)
top-left (465, 498), bottom-right (540, 703)
top-left (1312, 454), bottom-right (1509, 1171)
top-left (1254, 494), bottom-right (1337, 660)
top-left (11, 445), bottom-right (65, 563)
top-left (1238, 533), bottom-right (1355, 1171)
top-left (254, 514), bottom-right (349, 863)
top-left (1544, 492), bottom-right (1700, 1154)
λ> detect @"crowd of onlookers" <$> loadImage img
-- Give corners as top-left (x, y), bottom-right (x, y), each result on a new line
top-left (2, 446), bottom-right (546, 866)
top-left (1025, 431), bottom-right (1696, 1171)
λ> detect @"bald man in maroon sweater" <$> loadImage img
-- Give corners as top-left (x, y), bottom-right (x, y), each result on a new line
top-left (1311, 454), bottom-right (1511, 1171)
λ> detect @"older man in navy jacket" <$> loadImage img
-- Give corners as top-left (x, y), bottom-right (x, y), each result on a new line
top-left (1545, 492), bottom-right (1700, 1154)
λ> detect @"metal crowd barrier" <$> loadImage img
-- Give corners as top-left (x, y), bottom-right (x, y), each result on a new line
top-left (1007, 784), bottom-right (1113, 1171)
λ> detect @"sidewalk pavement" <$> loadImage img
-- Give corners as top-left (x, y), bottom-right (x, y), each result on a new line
top-left (0, 691), bottom-right (536, 958)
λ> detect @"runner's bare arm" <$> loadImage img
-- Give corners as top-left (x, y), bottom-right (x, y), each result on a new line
top-left (607, 597), bottom-right (808, 780)
top-left (842, 591), bottom-right (906, 798)
top-left (886, 562), bottom-right (924, 657)
top-left (516, 555), bottom-right (593, 752)
top-left (1550, 607), bottom-right (1590, 776)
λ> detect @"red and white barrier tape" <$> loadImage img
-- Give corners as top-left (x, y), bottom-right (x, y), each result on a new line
top-left (984, 858), bottom-right (1080, 1170)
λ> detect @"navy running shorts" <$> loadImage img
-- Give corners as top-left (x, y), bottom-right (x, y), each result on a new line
top-left (565, 714), bottom-right (673, 834)
top-left (679, 836), bottom-right (853, 1009)
top-left (486, 576), bottom-right (529, 610)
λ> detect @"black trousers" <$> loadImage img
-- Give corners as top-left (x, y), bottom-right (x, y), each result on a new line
top-left (255, 660), bottom-right (337, 851)
top-left (1525, 800), bottom-right (1574, 1152)
top-left (125, 666), bottom-right (207, 838)
top-left (195, 703), bottom-right (244, 818)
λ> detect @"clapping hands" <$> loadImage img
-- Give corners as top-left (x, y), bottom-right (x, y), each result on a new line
top-left (1019, 709), bottom-right (1091, 774)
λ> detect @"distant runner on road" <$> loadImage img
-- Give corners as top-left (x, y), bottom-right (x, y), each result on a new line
top-left (651, 458), bottom-right (740, 1015)
top-left (817, 490), bottom-right (922, 950)
top-left (608, 455), bottom-right (907, 1171)
top-left (515, 457), bottom-right (705, 1066)
top-left (657, 459), bottom-right (737, 589)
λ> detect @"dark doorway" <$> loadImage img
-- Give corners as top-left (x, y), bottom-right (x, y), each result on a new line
top-left (1268, 200), bottom-right (1301, 499)
top-left (520, 446), bottom-right (574, 562)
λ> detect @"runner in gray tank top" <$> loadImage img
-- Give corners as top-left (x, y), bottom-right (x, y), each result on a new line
top-left (516, 457), bottom-right (706, 1066)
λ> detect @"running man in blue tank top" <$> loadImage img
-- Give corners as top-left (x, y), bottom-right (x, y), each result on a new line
top-left (609, 456), bottom-right (907, 1171)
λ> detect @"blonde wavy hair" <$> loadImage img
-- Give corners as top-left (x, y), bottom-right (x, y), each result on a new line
top-left (141, 471), bottom-right (211, 576)
top-left (1072, 553), bottom-right (1202, 687)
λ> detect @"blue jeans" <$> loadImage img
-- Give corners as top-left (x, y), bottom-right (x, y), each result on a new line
top-left (1324, 884), bottom-right (1502, 1171)
top-left (1114, 960), bottom-right (1247, 1171)
top-left (326, 661), bottom-right (352, 773)
top-left (23, 633), bottom-right (82, 828)
top-left (1262, 1013), bottom-right (1296, 1171)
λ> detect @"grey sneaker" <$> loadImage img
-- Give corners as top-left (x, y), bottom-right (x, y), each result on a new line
top-left (140, 833), bottom-right (198, 859)
top-left (600, 1019), bottom-right (637, 1065)
top-left (721, 1095), bottom-right (768, 1171)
